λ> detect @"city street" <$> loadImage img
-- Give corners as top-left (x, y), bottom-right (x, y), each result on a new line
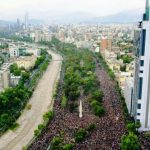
top-left (0, 50), bottom-right (62, 150)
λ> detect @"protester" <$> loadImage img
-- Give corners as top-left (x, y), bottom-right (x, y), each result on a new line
top-left (29, 62), bottom-right (126, 150)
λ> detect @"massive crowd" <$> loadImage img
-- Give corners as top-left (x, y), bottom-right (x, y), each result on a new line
top-left (29, 62), bottom-right (127, 150)
top-left (139, 132), bottom-right (150, 150)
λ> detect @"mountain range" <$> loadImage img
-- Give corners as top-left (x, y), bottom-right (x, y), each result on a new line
top-left (0, 9), bottom-right (144, 26)
top-left (85, 9), bottom-right (143, 24)
top-left (55, 9), bottom-right (143, 24)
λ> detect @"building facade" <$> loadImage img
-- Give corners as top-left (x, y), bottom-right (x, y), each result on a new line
top-left (0, 63), bottom-right (10, 91)
top-left (9, 47), bottom-right (19, 57)
top-left (100, 37), bottom-right (112, 53)
top-left (133, 0), bottom-right (150, 131)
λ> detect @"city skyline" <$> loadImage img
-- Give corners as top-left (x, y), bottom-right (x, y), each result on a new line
top-left (0, 0), bottom-right (145, 20)
top-left (0, 0), bottom-right (150, 149)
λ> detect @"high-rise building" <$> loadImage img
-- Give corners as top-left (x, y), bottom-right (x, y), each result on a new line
top-left (100, 37), bottom-right (107, 53)
top-left (17, 18), bottom-right (20, 29)
top-left (25, 12), bottom-right (29, 29)
top-left (132, 0), bottom-right (150, 131)
top-left (100, 36), bottom-right (112, 53)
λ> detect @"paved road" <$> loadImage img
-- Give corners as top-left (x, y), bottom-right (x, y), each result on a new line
top-left (0, 51), bottom-right (62, 150)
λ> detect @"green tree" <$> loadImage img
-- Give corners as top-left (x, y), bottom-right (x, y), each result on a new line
top-left (91, 90), bottom-right (104, 102)
top-left (51, 137), bottom-right (63, 150)
top-left (87, 123), bottom-right (96, 132)
top-left (93, 105), bottom-right (105, 117)
top-left (10, 63), bottom-right (21, 76)
top-left (75, 128), bottom-right (86, 142)
top-left (121, 132), bottom-right (140, 150)
top-left (43, 111), bottom-right (54, 121)
top-left (120, 65), bottom-right (126, 72)
top-left (61, 95), bottom-right (67, 108)
top-left (21, 72), bottom-right (30, 82)
top-left (127, 122), bottom-right (141, 133)
top-left (62, 144), bottom-right (74, 150)
top-left (122, 55), bottom-right (133, 64)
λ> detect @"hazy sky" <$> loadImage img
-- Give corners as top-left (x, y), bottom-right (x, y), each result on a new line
top-left (0, 0), bottom-right (145, 20)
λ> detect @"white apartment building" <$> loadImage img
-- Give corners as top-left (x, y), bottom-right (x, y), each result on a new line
top-left (133, 0), bottom-right (150, 131)
top-left (0, 63), bottom-right (10, 91)
top-left (9, 47), bottom-right (19, 57)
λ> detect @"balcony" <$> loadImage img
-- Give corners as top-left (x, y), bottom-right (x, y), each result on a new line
top-left (138, 22), bottom-right (142, 28)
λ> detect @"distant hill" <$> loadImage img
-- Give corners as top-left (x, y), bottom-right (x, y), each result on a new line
top-left (0, 20), bottom-right (14, 27)
top-left (0, 9), bottom-right (144, 26)
top-left (50, 9), bottom-right (144, 24)
top-left (85, 9), bottom-right (143, 24)
top-left (48, 12), bottom-right (95, 24)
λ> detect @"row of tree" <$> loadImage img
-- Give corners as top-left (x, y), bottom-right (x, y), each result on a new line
top-left (0, 33), bottom-right (33, 43)
top-left (117, 54), bottom-right (134, 64)
top-left (48, 39), bottom-right (104, 115)
top-left (0, 43), bottom-right (8, 49)
top-left (0, 49), bottom-right (51, 134)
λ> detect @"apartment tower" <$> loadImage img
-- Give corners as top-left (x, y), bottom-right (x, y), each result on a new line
top-left (133, 0), bottom-right (150, 131)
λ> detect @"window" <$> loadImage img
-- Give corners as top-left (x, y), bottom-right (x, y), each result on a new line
top-left (141, 29), bottom-right (146, 56)
top-left (138, 77), bottom-right (143, 99)
top-left (140, 60), bottom-right (144, 66)
top-left (137, 119), bottom-right (140, 122)
top-left (140, 70), bottom-right (143, 73)
top-left (137, 113), bottom-right (140, 116)
top-left (138, 104), bottom-right (141, 109)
